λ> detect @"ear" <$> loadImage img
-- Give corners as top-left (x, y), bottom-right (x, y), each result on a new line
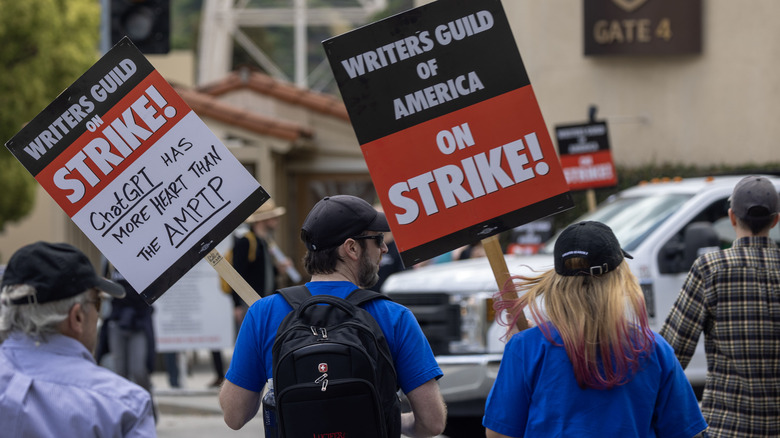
top-left (772, 214), bottom-right (780, 229)
top-left (340, 239), bottom-right (362, 262)
top-left (62, 303), bottom-right (86, 338)
top-left (728, 208), bottom-right (737, 227)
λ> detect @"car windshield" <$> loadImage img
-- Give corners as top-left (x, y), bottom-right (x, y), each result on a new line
top-left (539, 193), bottom-right (694, 254)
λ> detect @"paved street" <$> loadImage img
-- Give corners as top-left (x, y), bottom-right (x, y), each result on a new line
top-left (152, 356), bottom-right (264, 438)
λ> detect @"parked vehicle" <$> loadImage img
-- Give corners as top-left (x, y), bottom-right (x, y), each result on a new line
top-left (382, 175), bottom-right (780, 437)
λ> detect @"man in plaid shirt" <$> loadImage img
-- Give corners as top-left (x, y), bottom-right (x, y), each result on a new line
top-left (661, 175), bottom-right (780, 437)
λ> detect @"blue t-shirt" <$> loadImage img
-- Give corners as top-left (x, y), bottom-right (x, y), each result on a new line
top-left (483, 326), bottom-right (707, 437)
top-left (226, 281), bottom-right (442, 395)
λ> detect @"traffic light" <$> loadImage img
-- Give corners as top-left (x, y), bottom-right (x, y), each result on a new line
top-left (110, 0), bottom-right (170, 54)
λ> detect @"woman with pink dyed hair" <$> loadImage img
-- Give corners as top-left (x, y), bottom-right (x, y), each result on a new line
top-left (483, 221), bottom-right (708, 438)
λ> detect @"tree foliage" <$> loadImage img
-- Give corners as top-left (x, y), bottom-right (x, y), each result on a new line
top-left (171, 0), bottom-right (203, 50)
top-left (0, 0), bottom-right (100, 231)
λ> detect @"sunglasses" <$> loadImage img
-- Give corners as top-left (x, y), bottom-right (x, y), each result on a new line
top-left (350, 233), bottom-right (385, 246)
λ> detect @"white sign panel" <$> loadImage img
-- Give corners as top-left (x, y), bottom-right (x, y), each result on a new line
top-left (5, 38), bottom-right (268, 303)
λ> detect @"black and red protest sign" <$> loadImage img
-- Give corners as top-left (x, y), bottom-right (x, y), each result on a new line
top-left (555, 121), bottom-right (617, 190)
top-left (5, 38), bottom-right (268, 303)
top-left (323, 0), bottom-right (573, 265)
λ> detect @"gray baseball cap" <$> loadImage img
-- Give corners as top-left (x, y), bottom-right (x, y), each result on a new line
top-left (730, 176), bottom-right (780, 219)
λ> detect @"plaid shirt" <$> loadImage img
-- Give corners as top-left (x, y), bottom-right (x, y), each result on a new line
top-left (660, 236), bottom-right (780, 438)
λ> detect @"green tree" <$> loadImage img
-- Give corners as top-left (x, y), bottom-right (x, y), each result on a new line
top-left (0, 0), bottom-right (100, 231)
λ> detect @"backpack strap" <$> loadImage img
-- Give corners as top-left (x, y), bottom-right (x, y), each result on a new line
top-left (345, 288), bottom-right (392, 307)
top-left (277, 285), bottom-right (311, 309)
top-left (280, 286), bottom-right (391, 309)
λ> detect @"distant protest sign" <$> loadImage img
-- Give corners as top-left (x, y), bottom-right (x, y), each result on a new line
top-left (154, 256), bottom-right (234, 352)
top-left (5, 38), bottom-right (268, 303)
top-left (555, 121), bottom-right (617, 190)
top-left (324, 0), bottom-right (573, 265)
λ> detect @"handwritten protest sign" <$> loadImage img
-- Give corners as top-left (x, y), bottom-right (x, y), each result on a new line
top-left (323, 0), bottom-right (573, 266)
top-left (5, 38), bottom-right (268, 303)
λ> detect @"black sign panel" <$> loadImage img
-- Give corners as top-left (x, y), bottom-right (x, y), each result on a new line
top-left (323, 0), bottom-right (530, 145)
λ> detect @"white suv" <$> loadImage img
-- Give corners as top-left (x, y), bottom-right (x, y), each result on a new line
top-left (382, 175), bottom-right (780, 437)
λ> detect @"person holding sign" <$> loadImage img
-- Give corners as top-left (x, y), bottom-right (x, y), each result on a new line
top-left (0, 242), bottom-right (156, 437)
top-left (483, 222), bottom-right (707, 438)
top-left (219, 195), bottom-right (446, 437)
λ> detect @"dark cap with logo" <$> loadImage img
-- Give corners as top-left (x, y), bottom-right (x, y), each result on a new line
top-left (301, 195), bottom-right (390, 251)
top-left (730, 175), bottom-right (780, 219)
top-left (1, 241), bottom-right (125, 305)
top-left (554, 221), bottom-right (632, 276)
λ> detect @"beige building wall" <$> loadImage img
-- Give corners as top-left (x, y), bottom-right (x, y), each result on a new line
top-left (0, 189), bottom-right (64, 263)
top-left (416, 0), bottom-right (780, 168)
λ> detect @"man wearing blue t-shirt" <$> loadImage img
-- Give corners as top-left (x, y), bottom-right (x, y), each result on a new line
top-left (219, 195), bottom-right (447, 437)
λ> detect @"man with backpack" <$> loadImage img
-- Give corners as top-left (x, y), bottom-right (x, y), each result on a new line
top-left (219, 195), bottom-right (446, 437)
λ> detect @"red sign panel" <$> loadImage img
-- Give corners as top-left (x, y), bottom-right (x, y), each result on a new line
top-left (364, 88), bottom-right (569, 256)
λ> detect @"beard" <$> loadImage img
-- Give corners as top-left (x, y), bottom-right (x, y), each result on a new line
top-left (357, 251), bottom-right (380, 289)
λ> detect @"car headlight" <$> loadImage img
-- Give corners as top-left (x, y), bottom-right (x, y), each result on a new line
top-left (449, 292), bottom-right (495, 353)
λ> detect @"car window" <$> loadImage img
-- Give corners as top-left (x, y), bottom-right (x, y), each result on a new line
top-left (539, 193), bottom-right (694, 253)
top-left (713, 214), bottom-right (780, 246)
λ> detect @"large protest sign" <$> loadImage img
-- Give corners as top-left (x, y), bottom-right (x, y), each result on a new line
top-left (4, 38), bottom-right (268, 303)
top-left (323, 0), bottom-right (573, 266)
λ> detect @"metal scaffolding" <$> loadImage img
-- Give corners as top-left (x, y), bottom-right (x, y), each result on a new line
top-left (198, 0), bottom-right (387, 88)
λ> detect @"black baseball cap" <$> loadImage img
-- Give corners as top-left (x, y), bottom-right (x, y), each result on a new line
top-left (554, 221), bottom-right (632, 276)
top-left (301, 195), bottom-right (390, 251)
top-left (730, 175), bottom-right (780, 219)
top-left (1, 242), bottom-right (125, 305)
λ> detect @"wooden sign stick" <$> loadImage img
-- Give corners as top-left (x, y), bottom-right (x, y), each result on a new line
top-left (482, 235), bottom-right (528, 332)
top-left (205, 248), bottom-right (261, 306)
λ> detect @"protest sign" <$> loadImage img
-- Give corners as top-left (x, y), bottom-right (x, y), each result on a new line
top-left (323, 0), bottom-right (573, 266)
top-left (154, 256), bottom-right (234, 352)
top-left (555, 120), bottom-right (617, 191)
top-left (4, 38), bottom-right (268, 303)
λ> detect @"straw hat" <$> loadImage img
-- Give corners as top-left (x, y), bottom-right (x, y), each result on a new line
top-left (246, 199), bottom-right (286, 223)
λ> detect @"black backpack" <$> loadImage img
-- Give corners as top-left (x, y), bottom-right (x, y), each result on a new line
top-left (271, 286), bottom-right (402, 438)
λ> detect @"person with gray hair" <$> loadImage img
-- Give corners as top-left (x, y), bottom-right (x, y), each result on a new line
top-left (0, 241), bottom-right (156, 437)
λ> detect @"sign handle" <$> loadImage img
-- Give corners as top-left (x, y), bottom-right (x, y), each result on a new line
top-left (482, 235), bottom-right (528, 332)
top-left (586, 189), bottom-right (597, 212)
top-left (205, 249), bottom-right (261, 306)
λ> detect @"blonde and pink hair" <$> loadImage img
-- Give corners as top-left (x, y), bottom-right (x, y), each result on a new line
top-left (494, 259), bottom-right (654, 390)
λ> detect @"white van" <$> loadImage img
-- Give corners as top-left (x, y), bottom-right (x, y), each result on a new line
top-left (382, 175), bottom-right (780, 437)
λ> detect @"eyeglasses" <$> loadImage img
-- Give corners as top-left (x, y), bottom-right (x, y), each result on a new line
top-left (351, 233), bottom-right (385, 247)
top-left (85, 294), bottom-right (103, 312)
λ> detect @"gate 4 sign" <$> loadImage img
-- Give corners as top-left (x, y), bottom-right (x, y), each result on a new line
top-left (324, 0), bottom-right (573, 266)
top-left (5, 38), bottom-right (268, 304)
top-left (555, 121), bottom-right (617, 191)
